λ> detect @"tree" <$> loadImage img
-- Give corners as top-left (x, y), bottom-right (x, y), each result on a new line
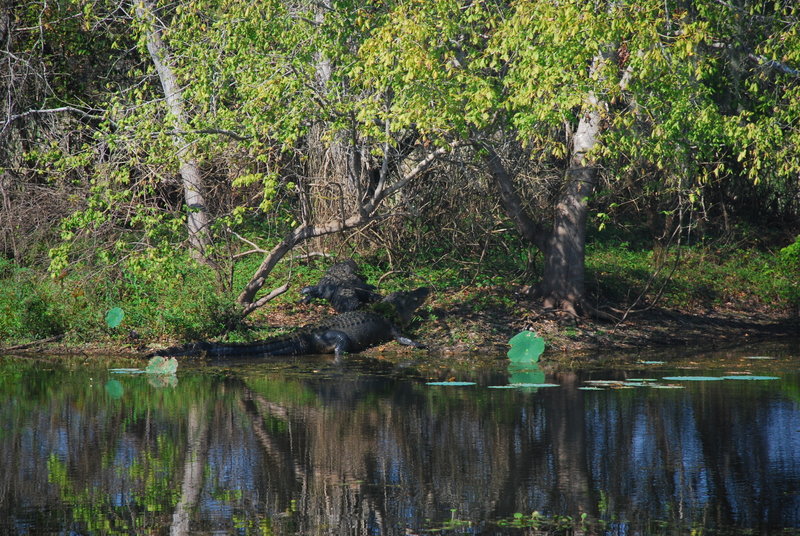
top-left (359, 0), bottom-right (800, 316)
top-left (134, 0), bottom-right (213, 262)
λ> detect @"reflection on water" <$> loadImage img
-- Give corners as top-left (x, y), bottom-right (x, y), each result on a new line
top-left (0, 344), bottom-right (799, 535)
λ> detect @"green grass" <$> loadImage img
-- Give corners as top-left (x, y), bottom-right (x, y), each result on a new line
top-left (0, 236), bottom-right (796, 347)
top-left (586, 241), bottom-right (797, 309)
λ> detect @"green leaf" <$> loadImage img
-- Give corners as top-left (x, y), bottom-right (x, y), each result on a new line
top-left (507, 331), bottom-right (545, 363)
top-left (146, 356), bottom-right (178, 375)
top-left (105, 307), bottom-right (125, 329)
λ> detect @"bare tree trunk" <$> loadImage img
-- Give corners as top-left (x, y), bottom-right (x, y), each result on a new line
top-left (540, 94), bottom-right (602, 315)
top-left (135, 0), bottom-right (212, 262)
top-left (486, 56), bottom-right (606, 316)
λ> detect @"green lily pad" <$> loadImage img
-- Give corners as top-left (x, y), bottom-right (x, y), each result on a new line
top-left (425, 381), bottom-right (477, 386)
top-left (744, 356), bottom-right (774, 360)
top-left (722, 375), bottom-right (780, 381)
top-left (146, 356), bottom-right (178, 375)
top-left (507, 331), bottom-right (545, 363)
top-left (109, 368), bottom-right (146, 374)
top-left (662, 376), bottom-right (724, 381)
top-left (639, 360), bottom-right (665, 365)
top-left (105, 307), bottom-right (124, 329)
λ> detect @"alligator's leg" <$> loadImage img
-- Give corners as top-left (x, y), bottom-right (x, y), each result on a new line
top-left (392, 328), bottom-right (426, 349)
top-left (395, 336), bottom-right (426, 348)
top-left (313, 330), bottom-right (354, 357)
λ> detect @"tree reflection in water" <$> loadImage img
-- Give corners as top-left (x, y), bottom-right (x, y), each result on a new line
top-left (0, 354), bottom-right (798, 534)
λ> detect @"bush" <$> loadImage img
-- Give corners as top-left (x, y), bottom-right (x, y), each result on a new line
top-left (777, 236), bottom-right (800, 308)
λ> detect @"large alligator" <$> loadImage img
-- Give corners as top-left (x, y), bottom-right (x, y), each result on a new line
top-left (151, 287), bottom-right (429, 358)
top-left (300, 259), bottom-right (381, 312)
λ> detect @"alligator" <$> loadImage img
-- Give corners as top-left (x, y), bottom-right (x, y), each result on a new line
top-left (151, 287), bottom-right (430, 358)
top-left (300, 259), bottom-right (381, 312)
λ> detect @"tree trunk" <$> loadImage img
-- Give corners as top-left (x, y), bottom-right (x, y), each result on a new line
top-left (135, 0), bottom-right (213, 262)
top-left (487, 60), bottom-right (605, 316)
top-left (540, 98), bottom-right (602, 315)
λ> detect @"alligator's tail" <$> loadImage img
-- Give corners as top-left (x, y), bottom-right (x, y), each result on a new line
top-left (150, 333), bottom-right (314, 358)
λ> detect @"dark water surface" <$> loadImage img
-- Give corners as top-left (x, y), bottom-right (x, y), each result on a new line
top-left (1, 342), bottom-right (799, 535)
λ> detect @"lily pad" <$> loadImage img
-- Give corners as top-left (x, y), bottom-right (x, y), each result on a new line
top-left (105, 307), bottom-right (125, 329)
top-left (507, 331), bottom-right (545, 363)
top-left (579, 386), bottom-right (605, 391)
top-left (109, 368), bottom-right (146, 374)
top-left (488, 383), bottom-right (560, 390)
top-left (744, 356), bottom-right (774, 360)
top-left (661, 376), bottom-right (724, 381)
top-left (425, 381), bottom-right (477, 386)
top-left (721, 375), bottom-right (780, 381)
top-left (639, 360), bottom-right (665, 365)
top-left (146, 356), bottom-right (178, 375)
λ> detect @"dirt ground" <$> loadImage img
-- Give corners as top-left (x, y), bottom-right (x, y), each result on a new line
top-left (2, 287), bottom-right (797, 362)
top-left (380, 288), bottom-right (800, 360)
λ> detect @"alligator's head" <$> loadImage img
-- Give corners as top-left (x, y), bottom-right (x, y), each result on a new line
top-left (373, 287), bottom-right (430, 325)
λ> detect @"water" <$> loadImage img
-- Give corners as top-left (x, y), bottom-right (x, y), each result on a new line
top-left (0, 342), bottom-right (798, 535)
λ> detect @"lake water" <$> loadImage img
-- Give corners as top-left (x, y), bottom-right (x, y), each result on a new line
top-left (1, 341), bottom-right (798, 535)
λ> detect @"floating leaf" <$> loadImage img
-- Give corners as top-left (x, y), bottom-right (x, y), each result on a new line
top-left (109, 368), bottom-right (145, 374)
top-left (722, 375), bottom-right (780, 381)
top-left (639, 360), bottom-right (665, 365)
top-left (744, 356), bottom-right (774, 360)
top-left (146, 356), bottom-right (178, 375)
top-left (426, 381), bottom-right (476, 386)
top-left (105, 307), bottom-right (125, 329)
top-left (104, 379), bottom-right (124, 399)
top-left (488, 383), bottom-right (559, 389)
top-left (507, 331), bottom-right (546, 363)
top-left (661, 376), bottom-right (724, 381)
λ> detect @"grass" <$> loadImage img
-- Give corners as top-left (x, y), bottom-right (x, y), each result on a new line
top-left (0, 235), bottom-right (796, 348)
top-left (586, 241), bottom-right (796, 310)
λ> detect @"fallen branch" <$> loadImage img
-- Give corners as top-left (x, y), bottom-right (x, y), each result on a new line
top-left (0, 335), bottom-right (64, 352)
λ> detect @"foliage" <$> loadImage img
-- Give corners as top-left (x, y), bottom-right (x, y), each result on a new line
top-left (1, 0), bottom-right (799, 335)
top-left (777, 236), bottom-right (800, 306)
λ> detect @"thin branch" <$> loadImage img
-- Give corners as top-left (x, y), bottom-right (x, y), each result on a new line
top-left (228, 229), bottom-right (267, 254)
top-left (170, 128), bottom-right (252, 141)
top-left (747, 53), bottom-right (800, 77)
top-left (1, 106), bottom-right (106, 136)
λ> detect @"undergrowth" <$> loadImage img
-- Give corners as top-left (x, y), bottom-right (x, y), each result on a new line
top-left (0, 235), bottom-right (797, 347)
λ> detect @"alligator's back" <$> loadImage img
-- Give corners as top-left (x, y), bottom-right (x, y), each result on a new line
top-left (152, 310), bottom-right (397, 358)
